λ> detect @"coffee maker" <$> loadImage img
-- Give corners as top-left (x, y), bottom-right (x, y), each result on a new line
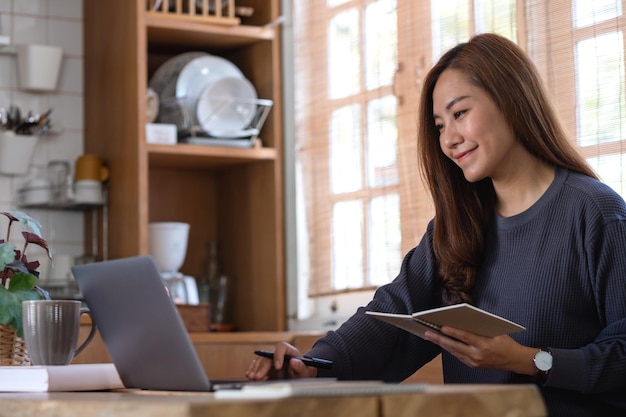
top-left (148, 222), bottom-right (199, 304)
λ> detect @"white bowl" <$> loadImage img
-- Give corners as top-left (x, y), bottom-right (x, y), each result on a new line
top-left (21, 187), bottom-right (51, 205)
top-left (19, 177), bottom-right (52, 205)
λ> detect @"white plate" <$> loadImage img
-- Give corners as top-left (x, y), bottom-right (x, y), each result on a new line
top-left (175, 55), bottom-right (244, 104)
top-left (148, 51), bottom-right (208, 99)
top-left (195, 76), bottom-right (258, 133)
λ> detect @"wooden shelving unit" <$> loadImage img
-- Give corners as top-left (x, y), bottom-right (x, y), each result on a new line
top-left (83, 0), bottom-right (285, 332)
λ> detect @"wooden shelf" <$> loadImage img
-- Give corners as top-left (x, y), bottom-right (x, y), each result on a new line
top-left (148, 143), bottom-right (276, 169)
top-left (146, 14), bottom-right (274, 50)
top-left (18, 202), bottom-right (104, 210)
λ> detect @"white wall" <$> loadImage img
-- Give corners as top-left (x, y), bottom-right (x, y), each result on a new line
top-left (0, 0), bottom-right (85, 271)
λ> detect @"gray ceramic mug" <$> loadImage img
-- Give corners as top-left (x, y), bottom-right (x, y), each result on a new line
top-left (22, 300), bottom-right (97, 365)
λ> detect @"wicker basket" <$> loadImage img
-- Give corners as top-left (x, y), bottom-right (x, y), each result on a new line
top-left (0, 324), bottom-right (31, 366)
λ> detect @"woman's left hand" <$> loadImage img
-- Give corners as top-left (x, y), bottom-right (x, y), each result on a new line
top-left (424, 326), bottom-right (538, 376)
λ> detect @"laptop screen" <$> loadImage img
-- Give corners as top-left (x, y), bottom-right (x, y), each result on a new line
top-left (73, 256), bottom-right (213, 391)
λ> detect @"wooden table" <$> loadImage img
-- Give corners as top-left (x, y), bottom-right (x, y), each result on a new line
top-left (0, 384), bottom-right (546, 417)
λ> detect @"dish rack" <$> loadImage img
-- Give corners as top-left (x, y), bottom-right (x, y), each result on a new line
top-left (158, 96), bottom-right (273, 148)
top-left (146, 0), bottom-right (240, 26)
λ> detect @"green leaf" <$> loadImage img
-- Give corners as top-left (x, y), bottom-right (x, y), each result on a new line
top-left (0, 242), bottom-right (16, 270)
top-left (0, 278), bottom-right (41, 338)
top-left (7, 272), bottom-right (38, 291)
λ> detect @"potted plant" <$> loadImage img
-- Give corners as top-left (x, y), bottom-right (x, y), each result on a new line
top-left (0, 210), bottom-right (51, 365)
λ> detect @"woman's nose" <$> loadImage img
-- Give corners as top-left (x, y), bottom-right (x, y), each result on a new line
top-left (440, 123), bottom-right (462, 149)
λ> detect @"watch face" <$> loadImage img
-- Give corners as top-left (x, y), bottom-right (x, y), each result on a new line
top-left (535, 350), bottom-right (553, 372)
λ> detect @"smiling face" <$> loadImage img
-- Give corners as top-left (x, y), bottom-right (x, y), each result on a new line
top-left (432, 69), bottom-right (525, 183)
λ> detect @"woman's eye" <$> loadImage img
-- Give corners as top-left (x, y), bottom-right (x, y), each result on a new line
top-left (453, 110), bottom-right (466, 119)
top-left (435, 123), bottom-right (444, 132)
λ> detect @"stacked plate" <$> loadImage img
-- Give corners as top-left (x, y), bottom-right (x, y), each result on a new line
top-left (149, 52), bottom-right (258, 137)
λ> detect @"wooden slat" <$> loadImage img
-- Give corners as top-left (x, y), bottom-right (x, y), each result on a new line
top-left (145, 0), bottom-right (240, 26)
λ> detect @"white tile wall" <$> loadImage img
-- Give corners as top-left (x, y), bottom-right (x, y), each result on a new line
top-left (0, 0), bottom-right (87, 276)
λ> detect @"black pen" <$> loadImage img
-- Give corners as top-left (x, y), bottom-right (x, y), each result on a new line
top-left (254, 349), bottom-right (333, 370)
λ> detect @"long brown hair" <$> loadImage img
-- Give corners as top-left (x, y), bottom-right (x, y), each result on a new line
top-left (418, 33), bottom-right (597, 305)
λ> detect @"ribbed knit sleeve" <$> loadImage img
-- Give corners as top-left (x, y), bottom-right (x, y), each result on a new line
top-left (544, 175), bottom-right (626, 394)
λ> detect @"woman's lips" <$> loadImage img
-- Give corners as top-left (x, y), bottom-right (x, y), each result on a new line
top-left (455, 148), bottom-right (475, 163)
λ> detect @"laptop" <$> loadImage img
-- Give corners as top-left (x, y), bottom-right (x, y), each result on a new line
top-left (73, 256), bottom-right (431, 398)
top-left (72, 255), bottom-right (248, 392)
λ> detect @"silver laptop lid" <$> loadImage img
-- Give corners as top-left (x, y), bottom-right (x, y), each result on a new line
top-left (72, 256), bottom-right (212, 391)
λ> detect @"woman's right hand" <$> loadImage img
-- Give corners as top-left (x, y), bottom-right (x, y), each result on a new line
top-left (245, 342), bottom-right (318, 380)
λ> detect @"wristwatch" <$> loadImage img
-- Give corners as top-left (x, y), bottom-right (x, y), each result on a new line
top-left (533, 348), bottom-right (553, 383)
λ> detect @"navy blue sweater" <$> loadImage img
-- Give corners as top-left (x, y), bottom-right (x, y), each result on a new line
top-left (307, 167), bottom-right (626, 416)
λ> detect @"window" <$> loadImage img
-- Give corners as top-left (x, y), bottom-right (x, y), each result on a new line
top-left (431, 0), bottom-right (517, 57)
top-left (293, 0), bottom-right (403, 305)
top-left (286, 0), bottom-right (626, 329)
top-left (526, 0), bottom-right (626, 196)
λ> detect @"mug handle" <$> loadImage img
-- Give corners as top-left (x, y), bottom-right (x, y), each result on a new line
top-left (100, 166), bottom-right (110, 182)
top-left (74, 307), bottom-right (97, 357)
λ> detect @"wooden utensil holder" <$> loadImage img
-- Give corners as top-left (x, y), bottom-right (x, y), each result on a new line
top-left (176, 303), bottom-right (211, 333)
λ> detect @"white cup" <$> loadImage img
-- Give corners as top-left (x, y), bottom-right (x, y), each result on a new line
top-left (74, 179), bottom-right (102, 204)
top-left (148, 222), bottom-right (190, 273)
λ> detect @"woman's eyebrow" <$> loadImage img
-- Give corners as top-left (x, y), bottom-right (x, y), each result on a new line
top-left (446, 95), bottom-right (469, 110)
top-left (433, 95), bottom-right (469, 119)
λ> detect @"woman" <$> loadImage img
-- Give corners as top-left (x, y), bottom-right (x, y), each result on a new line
top-left (247, 33), bottom-right (626, 416)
